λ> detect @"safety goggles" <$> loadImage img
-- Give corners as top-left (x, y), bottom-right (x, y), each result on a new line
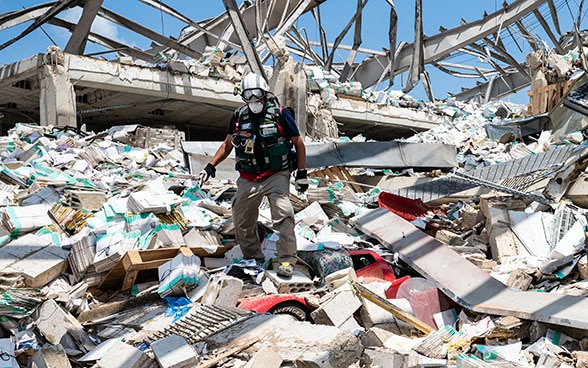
top-left (241, 88), bottom-right (266, 102)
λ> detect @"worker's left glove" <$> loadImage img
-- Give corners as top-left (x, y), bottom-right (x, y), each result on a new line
top-left (294, 169), bottom-right (309, 193)
top-left (198, 163), bottom-right (216, 187)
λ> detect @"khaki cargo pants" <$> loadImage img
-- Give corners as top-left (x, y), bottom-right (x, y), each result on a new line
top-left (232, 170), bottom-right (297, 265)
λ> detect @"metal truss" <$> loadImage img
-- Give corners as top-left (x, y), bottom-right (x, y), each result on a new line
top-left (0, 0), bottom-right (584, 102)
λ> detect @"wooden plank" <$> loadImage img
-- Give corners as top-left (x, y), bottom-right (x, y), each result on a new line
top-left (309, 165), bottom-right (363, 193)
top-left (353, 282), bottom-right (434, 335)
top-left (527, 80), bottom-right (573, 114)
top-left (99, 246), bottom-right (228, 291)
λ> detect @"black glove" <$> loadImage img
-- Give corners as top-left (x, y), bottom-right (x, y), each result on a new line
top-left (198, 163), bottom-right (216, 187)
top-left (294, 169), bottom-right (309, 193)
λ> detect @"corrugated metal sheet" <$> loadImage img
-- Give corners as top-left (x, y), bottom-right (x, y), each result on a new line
top-left (391, 145), bottom-right (575, 202)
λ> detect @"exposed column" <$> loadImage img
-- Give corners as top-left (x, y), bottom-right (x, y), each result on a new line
top-left (268, 36), bottom-right (308, 137)
top-left (38, 46), bottom-right (77, 127)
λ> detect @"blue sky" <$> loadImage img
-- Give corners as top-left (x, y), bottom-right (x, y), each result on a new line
top-left (0, 1), bottom-right (581, 104)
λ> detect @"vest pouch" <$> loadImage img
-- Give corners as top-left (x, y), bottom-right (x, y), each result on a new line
top-left (268, 142), bottom-right (289, 171)
top-left (235, 146), bottom-right (257, 172)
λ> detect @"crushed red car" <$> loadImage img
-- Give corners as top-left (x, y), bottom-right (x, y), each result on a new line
top-left (237, 249), bottom-right (410, 321)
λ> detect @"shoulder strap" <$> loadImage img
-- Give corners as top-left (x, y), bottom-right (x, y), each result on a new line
top-left (234, 105), bottom-right (247, 130)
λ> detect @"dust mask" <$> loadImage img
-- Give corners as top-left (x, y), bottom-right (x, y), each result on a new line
top-left (248, 101), bottom-right (264, 114)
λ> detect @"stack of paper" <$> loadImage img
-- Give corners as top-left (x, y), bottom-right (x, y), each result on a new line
top-left (155, 223), bottom-right (184, 248)
top-left (157, 253), bottom-right (201, 297)
top-left (1, 204), bottom-right (53, 235)
top-left (124, 212), bottom-right (160, 235)
top-left (0, 166), bottom-right (28, 188)
top-left (179, 202), bottom-right (219, 228)
top-left (127, 191), bottom-right (185, 214)
top-left (93, 230), bottom-right (140, 273)
top-left (19, 186), bottom-right (60, 206)
top-left (0, 182), bottom-right (19, 206)
top-left (64, 227), bottom-right (96, 280)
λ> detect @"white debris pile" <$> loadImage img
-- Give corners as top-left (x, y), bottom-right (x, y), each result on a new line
top-left (399, 99), bottom-right (545, 170)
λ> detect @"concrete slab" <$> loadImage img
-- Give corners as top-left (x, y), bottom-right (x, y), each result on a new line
top-left (97, 340), bottom-right (157, 368)
top-left (205, 313), bottom-right (362, 368)
top-left (352, 207), bottom-right (588, 330)
top-left (305, 141), bottom-right (457, 169)
top-left (30, 344), bottom-right (72, 368)
top-left (150, 334), bottom-right (199, 368)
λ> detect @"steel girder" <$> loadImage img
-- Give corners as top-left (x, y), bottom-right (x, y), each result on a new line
top-left (0, 0), bottom-right (580, 101)
top-left (351, 0), bottom-right (549, 94)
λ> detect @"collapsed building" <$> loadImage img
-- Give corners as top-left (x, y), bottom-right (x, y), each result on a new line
top-left (2, 0), bottom-right (588, 367)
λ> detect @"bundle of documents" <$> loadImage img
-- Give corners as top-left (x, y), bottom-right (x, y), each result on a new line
top-left (127, 190), bottom-right (185, 214)
top-left (65, 227), bottom-right (96, 280)
top-left (157, 252), bottom-right (201, 297)
top-left (93, 230), bottom-right (140, 273)
top-left (155, 223), bottom-right (184, 248)
top-left (1, 204), bottom-right (53, 235)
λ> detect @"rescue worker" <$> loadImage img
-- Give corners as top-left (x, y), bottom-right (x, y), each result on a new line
top-left (198, 73), bottom-right (308, 278)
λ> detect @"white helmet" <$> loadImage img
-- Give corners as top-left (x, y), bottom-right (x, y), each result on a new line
top-left (240, 73), bottom-right (270, 93)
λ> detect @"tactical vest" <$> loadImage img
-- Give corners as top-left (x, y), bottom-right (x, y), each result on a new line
top-left (233, 99), bottom-right (293, 174)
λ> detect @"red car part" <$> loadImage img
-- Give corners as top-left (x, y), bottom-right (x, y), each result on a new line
top-left (237, 249), bottom-right (410, 320)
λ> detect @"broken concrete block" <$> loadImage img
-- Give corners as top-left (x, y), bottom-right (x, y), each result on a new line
top-left (362, 347), bottom-right (419, 368)
top-left (360, 326), bottom-right (396, 347)
top-left (151, 334), bottom-right (199, 368)
top-left (573, 351), bottom-right (588, 368)
top-left (97, 340), bottom-right (157, 368)
top-left (30, 343), bottom-right (72, 368)
top-left (465, 253), bottom-right (497, 272)
top-left (35, 299), bottom-right (96, 352)
top-left (310, 286), bottom-right (362, 326)
top-left (338, 315), bottom-right (363, 332)
top-left (479, 195), bottom-right (527, 261)
top-left (579, 255), bottom-right (588, 280)
top-left (504, 269), bottom-right (533, 291)
top-left (324, 267), bottom-right (357, 291)
top-left (488, 223), bottom-right (520, 261)
top-left (566, 173), bottom-right (588, 209)
top-left (7, 245), bottom-right (69, 287)
top-left (200, 273), bottom-right (243, 307)
top-left (265, 270), bottom-right (313, 293)
top-left (358, 281), bottom-right (413, 328)
top-left (536, 352), bottom-right (573, 368)
top-left (460, 207), bottom-right (484, 229)
top-left (206, 314), bottom-right (362, 368)
top-left (370, 321), bottom-right (415, 336)
top-left (435, 229), bottom-right (464, 246)
top-left (63, 190), bottom-right (107, 211)
top-left (244, 346), bottom-right (283, 368)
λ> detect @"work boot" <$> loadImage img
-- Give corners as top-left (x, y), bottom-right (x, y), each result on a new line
top-left (277, 261), bottom-right (294, 278)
